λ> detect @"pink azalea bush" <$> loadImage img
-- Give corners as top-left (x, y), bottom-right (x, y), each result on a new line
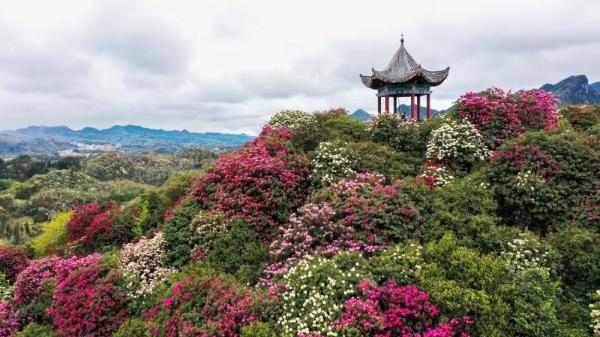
top-left (456, 88), bottom-right (559, 147)
top-left (48, 254), bottom-right (127, 337)
top-left (0, 246), bottom-right (29, 284)
top-left (13, 257), bottom-right (60, 306)
top-left (145, 274), bottom-right (270, 336)
top-left (193, 125), bottom-right (310, 241)
top-left (312, 173), bottom-right (421, 247)
top-left (0, 300), bottom-right (19, 337)
top-left (332, 279), bottom-right (472, 337)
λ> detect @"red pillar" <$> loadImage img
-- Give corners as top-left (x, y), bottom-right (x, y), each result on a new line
top-left (410, 94), bottom-right (415, 120)
top-left (417, 95), bottom-right (421, 121)
top-left (377, 96), bottom-right (381, 114)
top-left (393, 96), bottom-right (397, 115)
top-left (385, 96), bottom-right (390, 113)
top-left (426, 94), bottom-right (431, 119)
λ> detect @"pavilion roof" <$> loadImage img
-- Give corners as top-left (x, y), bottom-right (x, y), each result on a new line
top-left (360, 38), bottom-right (449, 89)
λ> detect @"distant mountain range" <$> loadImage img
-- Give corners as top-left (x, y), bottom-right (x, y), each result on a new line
top-left (351, 104), bottom-right (442, 121)
top-left (0, 125), bottom-right (253, 158)
top-left (540, 75), bottom-right (600, 105)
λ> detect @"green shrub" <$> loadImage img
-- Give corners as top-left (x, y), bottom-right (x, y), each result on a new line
top-left (345, 141), bottom-right (421, 178)
top-left (423, 175), bottom-right (515, 253)
top-left (292, 110), bottom-right (367, 152)
top-left (486, 131), bottom-right (597, 231)
top-left (205, 225), bottom-right (268, 284)
top-left (559, 105), bottom-right (600, 132)
top-left (31, 211), bottom-right (70, 257)
top-left (240, 321), bottom-right (277, 337)
top-left (113, 318), bottom-right (147, 337)
top-left (369, 114), bottom-right (425, 157)
top-left (369, 241), bottom-right (423, 285)
top-left (14, 323), bottom-right (54, 337)
top-left (162, 198), bottom-right (200, 267)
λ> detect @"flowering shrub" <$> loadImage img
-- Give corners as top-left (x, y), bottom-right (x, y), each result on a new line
top-left (426, 119), bottom-right (490, 172)
top-left (311, 141), bottom-right (355, 186)
top-left (571, 191), bottom-right (599, 232)
top-left (456, 88), bottom-right (559, 147)
top-left (591, 290), bottom-right (600, 335)
top-left (146, 274), bottom-right (269, 336)
top-left (194, 125), bottom-right (310, 241)
top-left (559, 105), bottom-right (600, 132)
top-left (0, 300), bottom-right (19, 337)
top-left (263, 202), bottom-right (357, 284)
top-left (66, 201), bottom-right (133, 253)
top-left (0, 274), bottom-right (12, 302)
top-left (420, 162), bottom-right (454, 187)
top-left (119, 232), bottom-right (175, 300)
top-left (269, 110), bottom-right (315, 131)
top-left (0, 246), bottom-right (29, 284)
top-left (312, 173), bottom-right (421, 246)
top-left (501, 233), bottom-right (549, 272)
top-left (368, 114), bottom-right (425, 156)
top-left (369, 242), bottom-right (424, 285)
top-left (13, 257), bottom-right (60, 306)
top-left (48, 257), bottom-right (127, 337)
top-left (277, 254), bottom-right (371, 337)
top-left (190, 210), bottom-right (229, 259)
top-left (332, 279), bottom-right (472, 337)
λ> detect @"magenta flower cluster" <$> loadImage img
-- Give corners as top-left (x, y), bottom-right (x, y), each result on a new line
top-left (490, 144), bottom-right (561, 184)
top-left (0, 246), bottom-right (29, 284)
top-left (193, 125), bottom-right (310, 241)
top-left (457, 88), bottom-right (559, 147)
top-left (146, 274), bottom-right (270, 336)
top-left (332, 279), bottom-right (472, 337)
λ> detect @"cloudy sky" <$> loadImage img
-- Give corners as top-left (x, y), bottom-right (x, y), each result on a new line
top-left (1, 0), bottom-right (599, 134)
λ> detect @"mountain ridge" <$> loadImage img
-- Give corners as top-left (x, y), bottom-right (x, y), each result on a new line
top-left (540, 74), bottom-right (600, 105)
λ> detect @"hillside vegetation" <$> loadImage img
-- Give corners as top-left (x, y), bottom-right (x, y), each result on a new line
top-left (0, 91), bottom-right (599, 337)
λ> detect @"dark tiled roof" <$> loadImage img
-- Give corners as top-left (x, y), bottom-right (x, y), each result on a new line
top-left (360, 40), bottom-right (449, 89)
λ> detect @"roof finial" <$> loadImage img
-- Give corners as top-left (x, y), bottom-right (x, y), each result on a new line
top-left (401, 34), bottom-right (404, 45)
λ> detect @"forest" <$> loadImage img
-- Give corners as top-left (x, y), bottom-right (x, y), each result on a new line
top-left (0, 88), bottom-right (598, 337)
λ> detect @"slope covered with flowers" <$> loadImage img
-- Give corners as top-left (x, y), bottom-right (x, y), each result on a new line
top-left (0, 90), bottom-right (598, 337)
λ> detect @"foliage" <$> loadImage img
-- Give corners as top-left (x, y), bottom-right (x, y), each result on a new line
top-left (486, 131), bottom-right (597, 231)
top-left (162, 198), bottom-right (200, 268)
top-left (560, 105), bottom-right (600, 132)
top-left (311, 141), bottom-right (355, 186)
top-left (291, 110), bottom-right (368, 152)
top-left (456, 88), bottom-right (559, 147)
top-left (194, 125), bottom-right (310, 241)
top-left (14, 323), bottom-right (54, 337)
top-left (146, 273), bottom-right (269, 337)
top-left (240, 321), bottom-right (277, 337)
top-left (420, 162), bottom-right (454, 187)
top-left (332, 279), bottom-right (473, 337)
top-left (591, 290), bottom-right (600, 336)
top-left (205, 226), bottom-right (269, 285)
top-left (500, 232), bottom-right (550, 273)
top-left (369, 114), bottom-right (425, 157)
top-left (425, 119), bottom-right (489, 173)
top-left (31, 212), bottom-right (70, 257)
top-left (277, 253), bottom-right (371, 337)
top-left (0, 246), bottom-right (29, 283)
top-left (345, 141), bottom-right (421, 178)
top-left (369, 241), bottom-right (424, 285)
top-left (113, 318), bottom-right (147, 337)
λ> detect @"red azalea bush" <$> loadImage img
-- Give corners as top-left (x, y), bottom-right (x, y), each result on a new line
top-left (48, 256), bottom-right (127, 337)
top-left (146, 274), bottom-right (269, 336)
top-left (0, 246), bottom-right (29, 284)
top-left (333, 279), bottom-right (472, 337)
top-left (456, 88), bottom-right (559, 147)
top-left (193, 125), bottom-right (310, 241)
top-left (66, 201), bottom-right (133, 253)
top-left (0, 300), bottom-right (19, 337)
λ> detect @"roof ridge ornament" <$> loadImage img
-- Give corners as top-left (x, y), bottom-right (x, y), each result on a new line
top-left (401, 34), bottom-right (404, 45)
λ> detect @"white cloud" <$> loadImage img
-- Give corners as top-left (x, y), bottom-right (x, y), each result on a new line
top-left (0, 0), bottom-right (599, 134)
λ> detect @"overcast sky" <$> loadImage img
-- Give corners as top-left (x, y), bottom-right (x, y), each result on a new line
top-left (1, 0), bottom-right (599, 134)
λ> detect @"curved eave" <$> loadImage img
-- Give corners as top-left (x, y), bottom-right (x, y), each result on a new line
top-left (361, 67), bottom-right (449, 89)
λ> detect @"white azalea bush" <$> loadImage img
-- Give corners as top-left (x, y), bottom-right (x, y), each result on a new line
top-left (591, 290), bottom-right (600, 335)
top-left (420, 164), bottom-right (455, 187)
top-left (277, 253), bottom-right (371, 337)
top-left (189, 210), bottom-right (229, 258)
top-left (311, 141), bottom-right (355, 186)
top-left (269, 110), bottom-right (315, 131)
top-left (119, 231), bottom-right (175, 300)
top-left (501, 232), bottom-right (549, 272)
top-left (0, 273), bottom-right (13, 301)
top-left (426, 119), bottom-right (490, 172)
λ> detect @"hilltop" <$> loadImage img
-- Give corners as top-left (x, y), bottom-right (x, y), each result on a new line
top-left (540, 74), bottom-right (600, 105)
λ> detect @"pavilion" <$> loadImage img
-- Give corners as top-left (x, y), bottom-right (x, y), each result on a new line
top-left (360, 36), bottom-right (449, 120)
